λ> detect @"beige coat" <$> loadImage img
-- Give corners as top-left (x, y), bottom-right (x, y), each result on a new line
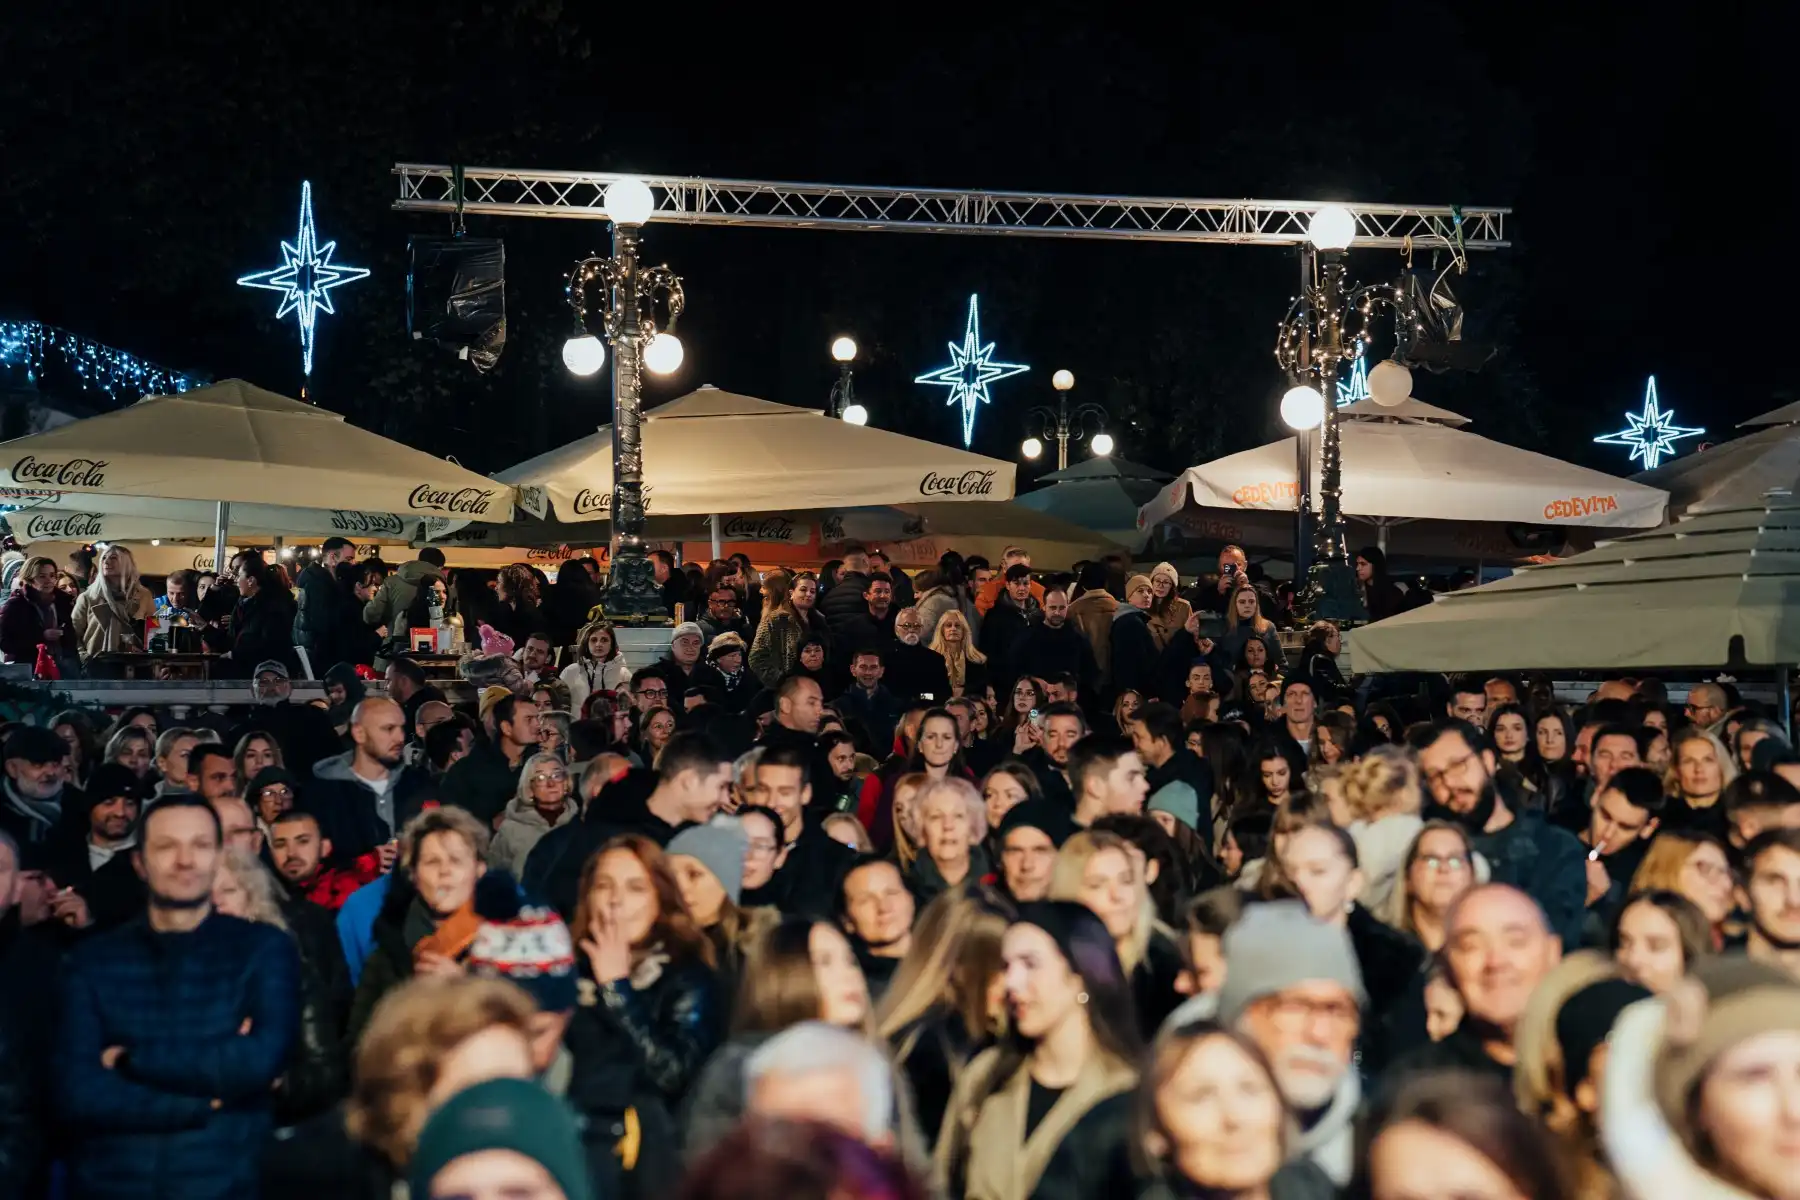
top-left (1146, 596), bottom-right (1193, 651)
top-left (1065, 590), bottom-right (1118, 683)
top-left (70, 583), bottom-right (156, 658)
top-left (933, 1046), bottom-right (1137, 1200)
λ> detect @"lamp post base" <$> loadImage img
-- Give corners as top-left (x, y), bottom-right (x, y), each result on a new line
top-left (599, 549), bottom-right (672, 625)
top-left (1300, 559), bottom-right (1367, 624)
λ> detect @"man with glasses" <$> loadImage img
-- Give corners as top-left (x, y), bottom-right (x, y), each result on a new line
top-left (881, 606), bottom-right (950, 704)
top-left (699, 584), bottom-right (747, 645)
top-left (1684, 682), bottom-right (1729, 731)
top-left (1219, 900), bottom-right (1366, 1187)
top-left (1416, 718), bottom-right (1587, 950)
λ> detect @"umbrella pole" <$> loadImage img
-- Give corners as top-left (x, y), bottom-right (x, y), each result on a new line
top-left (710, 514), bottom-right (722, 560)
top-left (213, 501), bottom-right (231, 574)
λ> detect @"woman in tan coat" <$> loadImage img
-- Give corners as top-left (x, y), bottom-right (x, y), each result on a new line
top-left (1144, 561), bottom-right (1192, 651)
top-left (933, 900), bottom-right (1141, 1200)
top-left (70, 544), bottom-right (156, 659)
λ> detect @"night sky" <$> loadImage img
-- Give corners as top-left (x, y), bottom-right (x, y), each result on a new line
top-left (2, 4), bottom-right (1787, 485)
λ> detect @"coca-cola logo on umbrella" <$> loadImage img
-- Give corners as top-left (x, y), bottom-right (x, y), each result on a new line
top-left (407, 485), bottom-right (498, 515)
top-left (722, 515), bottom-right (798, 542)
top-left (329, 510), bottom-right (407, 536)
top-left (11, 456), bottom-right (108, 488)
top-left (571, 486), bottom-right (651, 516)
top-left (22, 512), bottom-right (103, 540)
top-left (919, 470), bottom-right (997, 498)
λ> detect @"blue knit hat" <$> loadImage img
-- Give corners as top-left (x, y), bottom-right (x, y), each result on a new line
top-left (410, 1079), bottom-right (592, 1200)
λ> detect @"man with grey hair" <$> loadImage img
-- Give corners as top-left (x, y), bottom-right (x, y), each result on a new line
top-left (743, 1020), bottom-right (895, 1148)
top-left (882, 606), bottom-right (951, 704)
top-left (1216, 899), bottom-right (1365, 1187)
top-left (730, 746), bottom-right (766, 815)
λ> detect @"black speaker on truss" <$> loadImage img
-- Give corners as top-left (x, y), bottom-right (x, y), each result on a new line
top-left (408, 236), bottom-right (506, 373)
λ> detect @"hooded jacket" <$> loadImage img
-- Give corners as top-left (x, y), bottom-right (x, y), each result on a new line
top-left (305, 751), bottom-right (438, 869)
top-left (1287, 1064), bottom-right (1361, 1187)
top-left (489, 793), bottom-right (578, 878)
top-left (361, 559), bottom-right (441, 663)
top-left (1065, 589), bottom-right (1118, 683)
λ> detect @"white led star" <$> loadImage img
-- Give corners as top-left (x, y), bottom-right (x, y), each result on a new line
top-left (1594, 375), bottom-right (1703, 470)
top-left (238, 181), bottom-right (370, 376)
top-left (914, 294), bottom-right (1030, 446)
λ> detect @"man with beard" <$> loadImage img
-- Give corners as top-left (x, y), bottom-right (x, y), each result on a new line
top-left (307, 697), bottom-right (437, 873)
top-left (1011, 701), bottom-right (1084, 809)
top-left (185, 746), bottom-right (241, 805)
top-left (881, 607), bottom-right (950, 703)
top-left (1743, 830), bottom-right (1800, 977)
top-left (1010, 585), bottom-right (1099, 700)
top-left (54, 795), bottom-right (300, 1199)
top-left (1390, 884), bottom-right (1563, 1085)
top-left (268, 809), bottom-right (361, 911)
top-left (51, 763), bottom-right (148, 929)
top-left (1219, 900), bottom-right (1366, 1188)
top-left (0, 726), bottom-right (75, 851)
top-left (836, 856), bottom-right (915, 998)
top-left (1416, 719), bottom-right (1587, 950)
top-left (442, 694), bottom-right (540, 827)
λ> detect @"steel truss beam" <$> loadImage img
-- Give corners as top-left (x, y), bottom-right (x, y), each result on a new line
top-left (393, 164), bottom-right (1509, 251)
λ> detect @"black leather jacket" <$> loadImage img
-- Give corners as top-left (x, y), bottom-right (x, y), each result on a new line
top-left (564, 952), bottom-right (725, 1116)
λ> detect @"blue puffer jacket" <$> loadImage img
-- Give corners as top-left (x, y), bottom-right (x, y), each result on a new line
top-left (54, 912), bottom-right (301, 1200)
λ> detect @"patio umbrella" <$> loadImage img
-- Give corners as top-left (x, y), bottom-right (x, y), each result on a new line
top-left (495, 385), bottom-right (1015, 521)
top-left (1014, 456), bottom-right (1170, 551)
top-left (0, 378), bottom-right (513, 563)
top-left (1138, 409), bottom-right (1667, 562)
top-left (1632, 400), bottom-right (1800, 521)
top-left (1348, 500), bottom-right (1800, 674)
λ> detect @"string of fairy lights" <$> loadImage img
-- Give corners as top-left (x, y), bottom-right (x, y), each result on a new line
top-left (0, 320), bottom-right (205, 403)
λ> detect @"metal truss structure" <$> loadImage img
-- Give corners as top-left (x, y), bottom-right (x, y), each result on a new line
top-left (393, 164), bottom-right (1509, 251)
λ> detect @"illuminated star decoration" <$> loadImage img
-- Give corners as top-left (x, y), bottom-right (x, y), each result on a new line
top-left (1336, 344), bottom-right (1370, 408)
top-left (237, 181), bottom-right (370, 376)
top-left (1594, 375), bottom-right (1704, 470)
top-left (914, 294), bottom-right (1030, 446)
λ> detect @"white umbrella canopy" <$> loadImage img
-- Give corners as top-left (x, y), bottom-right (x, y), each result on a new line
top-left (496, 386), bottom-right (1015, 521)
top-left (0, 378), bottom-right (513, 522)
top-left (0, 494), bottom-right (424, 543)
top-left (1138, 420), bottom-right (1668, 544)
top-left (1632, 423), bottom-right (1800, 521)
top-left (1349, 501), bottom-right (1800, 673)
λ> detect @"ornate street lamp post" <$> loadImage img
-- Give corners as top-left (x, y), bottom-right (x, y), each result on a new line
top-left (564, 178), bottom-right (686, 622)
top-left (1022, 369), bottom-right (1111, 469)
top-left (828, 336), bottom-right (868, 424)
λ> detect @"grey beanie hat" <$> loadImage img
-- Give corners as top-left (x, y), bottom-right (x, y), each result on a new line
top-left (665, 817), bottom-right (750, 904)
top-left (1147, 783), bottom-right (1200, 832)
top-left (1215, 899), bottom-right (1366, 1024)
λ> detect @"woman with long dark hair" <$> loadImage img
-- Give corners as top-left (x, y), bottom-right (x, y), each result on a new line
top-left (933, 901), bottom-right (1142, 1200)
top-left (561, 618), bottom-right (633, 718)
top-left (229, 555), bottom-right (298, 675)
top-left (1361, 1070), bottom-right (1576, 1200)
top-left (749, 570), bottom-right (829, 688)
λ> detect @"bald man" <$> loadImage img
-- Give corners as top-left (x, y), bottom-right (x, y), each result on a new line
top-left (1391, 884), bottom-right (1561, 1085)
top-left (307, 696), bottom-right (439, 869)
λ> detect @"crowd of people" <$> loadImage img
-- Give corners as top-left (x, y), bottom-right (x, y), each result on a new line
top-left (2, 537), bottom-right (1799, 1200)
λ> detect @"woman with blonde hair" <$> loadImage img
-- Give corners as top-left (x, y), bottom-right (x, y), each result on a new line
top-left (1628, 829), bottom-right (1736, 945)
top-left (1337, 744), bottom-right (1426, 915)
top-left (1143, 562), bottom-right (1191, 651)
top-left (1661, 724), bottom-right (1738, 837)
top-left (1051, 829), bottom-right (1184, 1037)
top-left (876, 890), bottom-right (1012, 1145)
top-left (264, 976), bottom-right (540, 1198)
top-left (906, 776), bottom-right (990, 906)
top-left (70, 542), bottom-right (155, 658)
top-left (1212, 580), bottom-right (1279, 680)
top-left (927, 608), bottom-right (989, 700)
